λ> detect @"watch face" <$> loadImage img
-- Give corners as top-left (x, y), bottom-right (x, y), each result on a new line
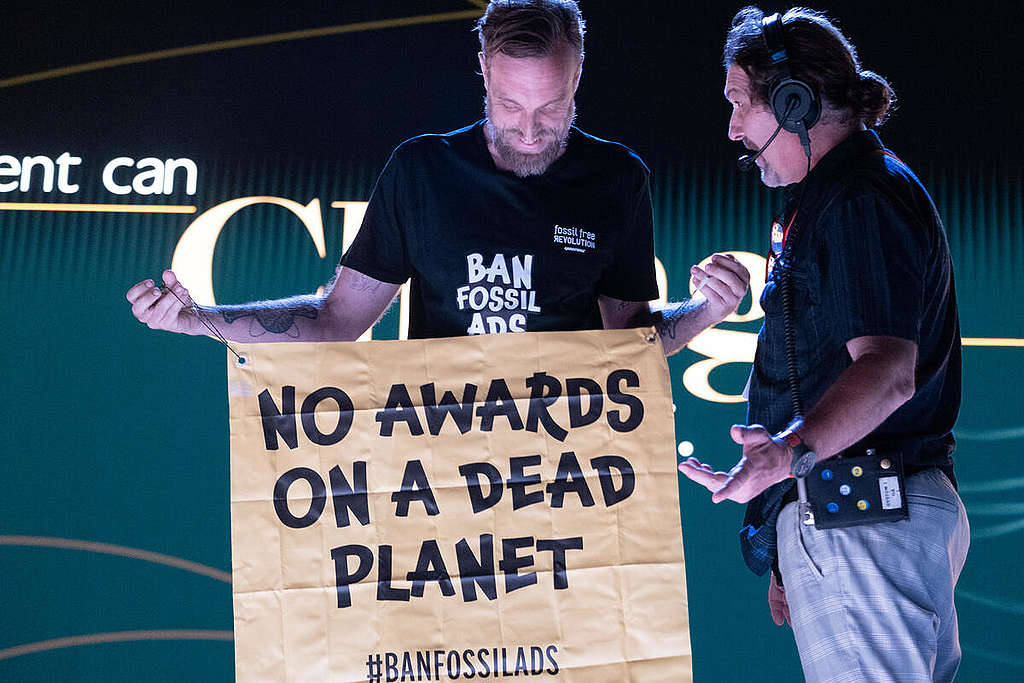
top-left (791, 451), bottom-right (816, 478)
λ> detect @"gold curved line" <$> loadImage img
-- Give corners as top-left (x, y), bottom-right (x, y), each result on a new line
top-left (0, 536), bottom-right (231, 584)
top-left (0, 630), bottom-right (233, 662)
top-left (0, 202), bottom-right (197, 214)
top-left (0, 8), bottom-right (483, 90)
top-left (963, 337), bottom-right (1024, 347)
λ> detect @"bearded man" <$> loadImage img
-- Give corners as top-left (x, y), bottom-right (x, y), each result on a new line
top-left (128, 0), bottom-right (748, 352)
top-left (679, 7), bottom-right (968, 681)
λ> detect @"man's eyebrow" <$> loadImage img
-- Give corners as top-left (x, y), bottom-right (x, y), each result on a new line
top-left (496, 93), bottom-right (569, 108)
top-left (539, 94), bottom-right (570, 108)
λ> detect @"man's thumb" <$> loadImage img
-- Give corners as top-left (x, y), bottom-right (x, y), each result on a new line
top-left (731, 424), bottom-right (767, 445)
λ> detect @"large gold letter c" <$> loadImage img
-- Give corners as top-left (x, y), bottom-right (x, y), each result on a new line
top-left (170, 197), bottom-right (326, 305)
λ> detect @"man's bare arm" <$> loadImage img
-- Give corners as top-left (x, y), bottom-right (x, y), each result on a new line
top-left (126, 267), bottom-right (400, 342)
top-left (598, 253), bottom-right (750, 356)
top-left (679, 335), bottom-right (918, 504)
top-left (598, 296), bottom-right (710, 356)
top-left (797, 335), bottom-right (918, 458)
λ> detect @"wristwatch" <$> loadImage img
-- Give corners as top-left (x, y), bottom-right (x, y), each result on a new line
top-left (779, 422), bottom-right (817, 479)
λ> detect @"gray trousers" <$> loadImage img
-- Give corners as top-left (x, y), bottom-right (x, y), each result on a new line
top-left (777, 468), bottom-right (970, 682)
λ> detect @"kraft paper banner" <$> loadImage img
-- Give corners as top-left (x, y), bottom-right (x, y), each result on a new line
top-left (226, 328), bottom-right (691, 682)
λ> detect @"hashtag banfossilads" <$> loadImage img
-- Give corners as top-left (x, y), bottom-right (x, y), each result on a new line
top-left (367, 645), bottom-right (560, 681)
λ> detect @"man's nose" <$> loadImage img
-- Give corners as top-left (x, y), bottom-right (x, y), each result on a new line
top-left (728, 111), bottom-right (744, 142)
top-left (521, 113), bottom-right (540, 142)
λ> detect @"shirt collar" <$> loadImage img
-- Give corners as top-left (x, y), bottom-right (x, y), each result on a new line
top-left (784, 129), bottom-right (885, 204)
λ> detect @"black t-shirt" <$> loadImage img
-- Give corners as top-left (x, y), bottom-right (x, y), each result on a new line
top-left (340, 120), bottom-right (658, 339)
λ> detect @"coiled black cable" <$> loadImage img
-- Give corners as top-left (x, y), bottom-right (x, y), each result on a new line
top-left (781, 153), bottom-right (813, 420)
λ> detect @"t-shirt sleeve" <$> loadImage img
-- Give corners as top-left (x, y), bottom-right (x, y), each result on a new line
top-left (339, 149), bottom-right (412, 285)
top-left (816, 188), bottom-right (925, 345)
top-left (597, 169), bottom-right (659, 301)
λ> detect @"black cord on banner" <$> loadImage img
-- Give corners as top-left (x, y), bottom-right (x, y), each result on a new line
top-left (162, 286), bottom-right (247, 365)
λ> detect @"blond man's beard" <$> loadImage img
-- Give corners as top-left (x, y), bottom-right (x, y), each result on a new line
top-left (484, 98), bottom-right (576, 177)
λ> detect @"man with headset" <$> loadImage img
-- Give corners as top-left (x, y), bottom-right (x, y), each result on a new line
top-left (679, 7), bottom-right (969, 681)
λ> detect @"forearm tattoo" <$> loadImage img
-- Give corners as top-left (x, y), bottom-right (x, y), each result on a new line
top-left (656, 307), bottom-right (685, 340)
top-left (655, 301), bottom-right (698, 341)
top-left (222, 304), bottom-right (319, 338)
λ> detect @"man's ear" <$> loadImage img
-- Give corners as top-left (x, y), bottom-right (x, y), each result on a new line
top-left (572, 59), bottom-right (583, 93)
top-left (478, 51), bottom-right (488, 88)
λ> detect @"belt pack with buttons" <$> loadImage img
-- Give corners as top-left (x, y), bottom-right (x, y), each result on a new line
top-left (802, 448), bottom-right (909, 529)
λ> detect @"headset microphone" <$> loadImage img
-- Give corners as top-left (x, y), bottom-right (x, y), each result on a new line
top-left (736, 152), bottom-right (759, 172)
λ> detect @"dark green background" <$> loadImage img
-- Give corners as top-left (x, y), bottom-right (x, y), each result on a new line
top-left (2, 1), bottom-right (1022, 680)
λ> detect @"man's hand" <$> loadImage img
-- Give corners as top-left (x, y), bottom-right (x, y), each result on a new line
top-left (601, 252), bottom-right (751, 357)
top-left (126, 270), bottom-right (202, 335)
top-left (768, 571), bottom-right (790, 627)
top-left (692, 253), bottom-right (750, 324)
top-left (677, 424), bottom-right (791, 504)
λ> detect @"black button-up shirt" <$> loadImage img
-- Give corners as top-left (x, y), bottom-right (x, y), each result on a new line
top-left (740, 130), bottom-right (962, 576)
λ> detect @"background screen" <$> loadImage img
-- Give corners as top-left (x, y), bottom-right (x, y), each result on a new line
top-left (2, 1), bottom-right (1021, 680)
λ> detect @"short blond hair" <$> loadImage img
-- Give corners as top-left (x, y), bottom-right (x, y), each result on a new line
top-left (475, 0), bottom-right (585, 62)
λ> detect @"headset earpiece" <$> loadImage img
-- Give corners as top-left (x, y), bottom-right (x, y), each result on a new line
top-left (761, 13), bottom-right (820, 134)
top-left (770, 80), bottom-right (817, 133)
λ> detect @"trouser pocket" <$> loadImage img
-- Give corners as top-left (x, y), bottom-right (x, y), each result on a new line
top-left (794, 504), bottom-right (824, 580)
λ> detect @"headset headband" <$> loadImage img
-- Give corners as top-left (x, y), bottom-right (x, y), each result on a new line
top-left (760, 12), bottom-right (820, 137)
top-left (762, 12), bottom-right (790, 72)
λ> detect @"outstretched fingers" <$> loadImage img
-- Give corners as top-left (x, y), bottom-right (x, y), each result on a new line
top-left (710, 465), bottom-right (749, 504)
top-left (678, 457), bottom-right (730, 493)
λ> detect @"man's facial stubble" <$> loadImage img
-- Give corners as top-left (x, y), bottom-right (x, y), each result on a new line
top-left (484, 97), bottom-right (576, 177)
